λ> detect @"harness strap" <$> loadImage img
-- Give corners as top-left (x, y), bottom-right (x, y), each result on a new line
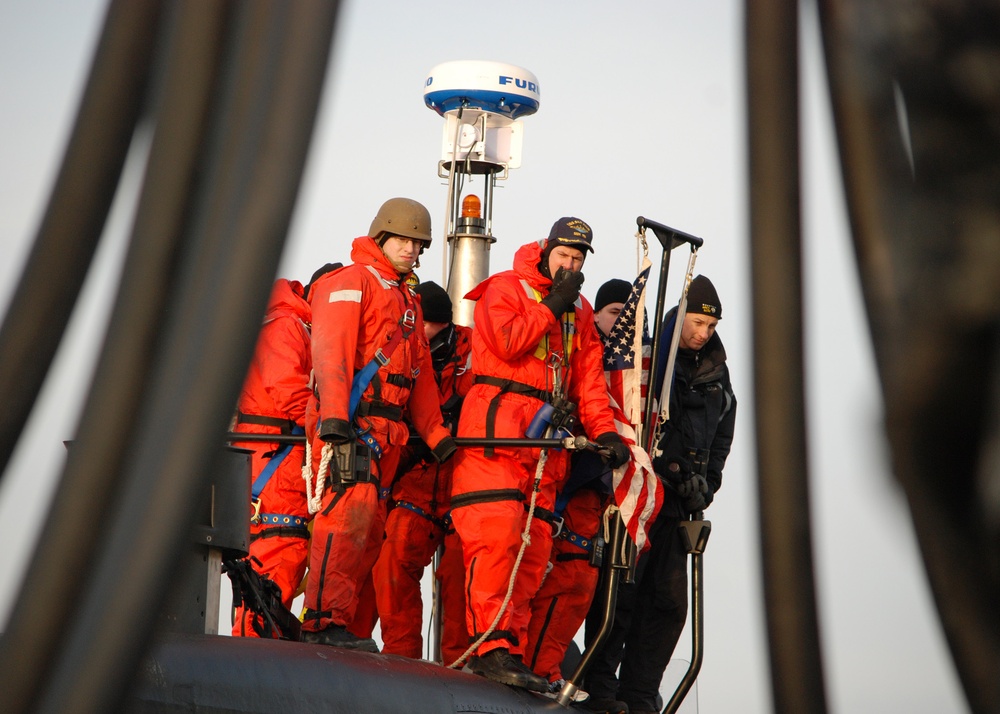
top-left (471, 629), bottom-right (519, 646)
top-left (356, 430), bottom-right (383, 460)
top-left (237, 412), bottom-right (297, 433)
top-left (474, 375), bottom-right (552, 457)
top-left (256, 513), bottom-right (308, 528)
top-left (450, 488), bottom-right (526, 511)
top-left (474, 375), bottom-right (552, 402)
top-left (394, 499), bottom-right (448, 530)
top-left (557, 526), bottom-right (594, 554)
top-left (385, 373), bottom-right (415, 390)
top-left (348, 308), bottom-right (416, 420)
top-left (344, 304), bottom-right (417, 462)
top-left (525, 503), bottom-right (564, 537)
top-left (355, 401), bottom-right (403, 421)
top-left (251, 425), bottom-right (305, 501)
top-left (251, 521), bottom-right (310, 543)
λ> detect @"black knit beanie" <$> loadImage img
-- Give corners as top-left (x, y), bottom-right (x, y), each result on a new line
top-left (303, 262), bottom-right (343, 300)
top-left (415, 281), bottom-right (453, 323)
top-left (595, 279), bottom-right (632, 312)
top-left (685, 275), bottom-right (722, 319)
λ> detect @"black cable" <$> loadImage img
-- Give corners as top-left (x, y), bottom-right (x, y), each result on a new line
top-left (0, 0), bottom-right (164, 484)
top-left (35, 3), bottom-right (338, 710)
top-left (0, 2), bottom-right (339, 713)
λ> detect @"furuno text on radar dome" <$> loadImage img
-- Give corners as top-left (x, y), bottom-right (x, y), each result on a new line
top-left (424, 60), bottom-right (539, 118)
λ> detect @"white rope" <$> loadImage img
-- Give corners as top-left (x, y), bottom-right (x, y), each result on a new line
top-left (446, 447), bottom-right (550, 669)
top-left (301, 436), bottom-right (314, 509)
top-left (305, 441), bottom-right (333, 515)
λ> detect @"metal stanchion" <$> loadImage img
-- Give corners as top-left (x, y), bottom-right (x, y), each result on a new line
top-left (662, 514), bottom-right (711, 714)
top-left (556, 509), bottom-right (633, 706)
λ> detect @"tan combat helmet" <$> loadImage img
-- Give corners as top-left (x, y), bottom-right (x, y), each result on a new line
top-left (368, 197), bottom-right (433, 248)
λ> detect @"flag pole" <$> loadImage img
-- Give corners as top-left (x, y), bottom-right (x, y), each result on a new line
top-left (636, 217), bottom-right (703, 450)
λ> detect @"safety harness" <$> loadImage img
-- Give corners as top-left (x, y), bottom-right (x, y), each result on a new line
top-left (306, 283), bottom-right (419, 513)
top-left (394, 499), bottom-right (451, 531)
top-left (234, 412), bottom-right (309, 538)
top-left (348, 306), bottom-right (417, 458)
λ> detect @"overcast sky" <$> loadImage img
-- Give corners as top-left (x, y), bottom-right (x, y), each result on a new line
top-left (0, 1), bottom-right (970, 712)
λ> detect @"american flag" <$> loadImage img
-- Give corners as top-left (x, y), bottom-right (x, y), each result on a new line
top-left (603, 258), bottom-right (663, 551)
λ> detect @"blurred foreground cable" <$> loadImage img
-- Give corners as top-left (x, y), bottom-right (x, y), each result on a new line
top-left (746, 0), bottom-right (829, 712)
top-left (0, 2), bottom-right (341, 712)
top-left (0, 0), bottom-right (163, 483)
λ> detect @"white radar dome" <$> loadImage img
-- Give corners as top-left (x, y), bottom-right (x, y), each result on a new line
top-left (424, 60), bottom-right (540, 119)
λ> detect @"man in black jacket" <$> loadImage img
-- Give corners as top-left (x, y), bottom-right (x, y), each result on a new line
top-left (582, 275), bottom-right (737, 714)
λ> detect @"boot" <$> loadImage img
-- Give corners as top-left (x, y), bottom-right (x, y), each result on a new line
top-left (470, 648), bottom-right (549, 693)
top-left (300, 624), bottom-right (379, 653)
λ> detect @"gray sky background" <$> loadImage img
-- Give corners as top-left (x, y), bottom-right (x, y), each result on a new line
top-left (0, 2), bottom-right (969, 712)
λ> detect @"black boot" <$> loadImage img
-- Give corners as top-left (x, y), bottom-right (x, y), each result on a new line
top-left (471, 648), bottom-right (549, 693)
top-left (300, 624), bottom-right (379, 653)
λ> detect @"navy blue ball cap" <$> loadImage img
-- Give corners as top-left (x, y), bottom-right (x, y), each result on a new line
top-left (546, 217), bottom-right (594, 253)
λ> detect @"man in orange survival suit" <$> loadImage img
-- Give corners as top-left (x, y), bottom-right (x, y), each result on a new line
top-left (300, 198), bottom-right (457, 651)
top-left (230, 265), bottom-right (339, 637)
top-left (525, 278), bottom-right (643, 689)
top-left (451, 217), bottom-right (631, 690)
top-left (372, 280), bottom-right (474, 661)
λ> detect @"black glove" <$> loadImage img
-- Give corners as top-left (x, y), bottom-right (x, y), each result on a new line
top-left (595, 431), bottom-right (630, 469)
top-left (675, 472), bottom-right (708, 500)
top-left (397, 439), bottom-right (432, 474)
top-left (684, 491), bottom-right (709, 513)
top-left (431, 435), bottom-right (458, 463)
top-left (318, 418), bottom-right (353, 445)
top-left (683, 484), bottom-right (714, 513)
top-left (540, 267), bottom-right (585, 318)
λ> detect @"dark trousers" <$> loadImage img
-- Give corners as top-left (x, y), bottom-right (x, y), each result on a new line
top-left (583, 513), bottom-right (689, 711)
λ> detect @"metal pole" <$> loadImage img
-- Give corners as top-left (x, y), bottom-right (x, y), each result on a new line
top-left (747, 0), bottom-right (829, 711)
top-left (557, 510), bottom-right (629, 706)
top-left (224, 433), bottom-right (604, 453)
top-left (662, 517), bottom-right (711, 714)
top-left (429, 545), bottom-right (445, 662)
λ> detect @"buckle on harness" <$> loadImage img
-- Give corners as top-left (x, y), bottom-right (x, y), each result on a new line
top-left (373, 348), bottom-right (389, 367)
top-left (251, 498), bottom-right (263, 524)
top-left (550, 515), bottom-right (565, 539)
top-left (402, 308), bottom-right (416, 330)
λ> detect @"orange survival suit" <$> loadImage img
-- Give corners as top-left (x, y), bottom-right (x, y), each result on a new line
top-left (525, 313), bottom-right (655, 680)
top-left (450, 240), bottom-right (618, 660)
top-left (230, 278), bottom-right (312, 637)
top-left (301, 237), bottom-right (452, 636)
top-left (372, 322), bottom-right (474, 661)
